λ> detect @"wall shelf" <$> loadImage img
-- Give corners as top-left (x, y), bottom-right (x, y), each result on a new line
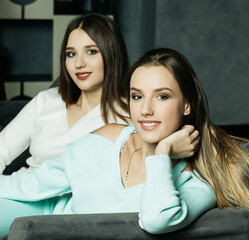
top-left (0, 0), bottom-right (79, 99)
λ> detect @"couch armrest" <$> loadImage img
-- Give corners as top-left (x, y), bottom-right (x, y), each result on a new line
top-left (0, 101), bottom-right (29, 128)
top-left (7, 208), bottom-right (249, 240)
top-left (0, 100), bottom-right (30, 174)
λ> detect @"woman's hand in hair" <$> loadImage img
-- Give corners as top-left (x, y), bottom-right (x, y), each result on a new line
top-left (155, 125), bottom-right (200, 159)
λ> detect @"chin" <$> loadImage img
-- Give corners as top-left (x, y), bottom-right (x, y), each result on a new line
top-left (140, 131), bottom-right (172, 144)
top-left (139, 133), bottom-right (161, 144)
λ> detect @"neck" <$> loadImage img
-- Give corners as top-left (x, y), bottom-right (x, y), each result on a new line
top-left (141, 140), bottom-right (157, 160)
top-left (78, 87), bottom-right (102, 115)
top-left (126, 133), bottom-right (158, 163)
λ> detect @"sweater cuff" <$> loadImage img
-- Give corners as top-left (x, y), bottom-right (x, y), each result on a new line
top-left (145, 154), bottom-right (171, 169)
top-left (144, 154), bottom-right (173, 184)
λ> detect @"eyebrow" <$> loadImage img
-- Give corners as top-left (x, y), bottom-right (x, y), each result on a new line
top-left (65, 44), bottom-right (98, 51)
top-left (130, 87), bottom-right (173, 93)
top-left (85, 44), bottom-right (98, 48)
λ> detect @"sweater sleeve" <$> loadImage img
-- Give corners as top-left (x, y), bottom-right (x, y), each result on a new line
top-left (0, 152), bottom-right (70, 201)
top-left (0, 96), bottom-right (39, 174)
top-left (139, 155), bottom-right (216, 234)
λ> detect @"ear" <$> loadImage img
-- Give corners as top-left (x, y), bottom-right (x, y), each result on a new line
top-left (183, 101), bottom-right (191, 116)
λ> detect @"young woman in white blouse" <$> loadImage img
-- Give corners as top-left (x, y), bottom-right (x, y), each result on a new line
top-left (0, 13), bottom-right (131, 174)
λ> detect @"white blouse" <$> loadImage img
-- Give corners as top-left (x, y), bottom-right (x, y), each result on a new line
top-left (0, 87), bottom-right (126, 174)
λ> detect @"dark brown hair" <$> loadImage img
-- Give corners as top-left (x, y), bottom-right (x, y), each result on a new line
top-left (125, 48), bottom-right (249, 209)
top-left (58, 13), bottom-right (129, 123)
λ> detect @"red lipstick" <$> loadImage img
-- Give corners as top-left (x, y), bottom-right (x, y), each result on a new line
top-left (76, 72), bottom-right (92, 80)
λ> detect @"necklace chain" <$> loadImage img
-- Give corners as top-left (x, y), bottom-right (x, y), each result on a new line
top-left (125, 147), bottom-right (142, 185)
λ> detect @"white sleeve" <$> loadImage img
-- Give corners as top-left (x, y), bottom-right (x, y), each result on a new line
top-left (139, 155), bottom-right (216, 234)
top-left (0, 96), bottom-right (39, 174)
top-left (0, 153), bottom-right (70, 201)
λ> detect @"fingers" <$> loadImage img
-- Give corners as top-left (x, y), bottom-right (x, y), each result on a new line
top-left (190, 135), bottom-right (201, 157)
top-left (181, 125), bottom-right (199, 143)
top-left (164, 125), bottom-right (201, 159)
top-left (193, 136), bottom-right (200, 148)
top-left (181, 125), bottom-right (195, 133)
top-left (182, 125), bottom-right (200, 157)
top-left (190, 130), bottom-right (200, 143)
top-left (184, 139), bottom-right (200, 158)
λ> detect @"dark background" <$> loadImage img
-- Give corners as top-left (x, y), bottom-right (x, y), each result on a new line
top-left (0, 0), bottom-right (248, 125)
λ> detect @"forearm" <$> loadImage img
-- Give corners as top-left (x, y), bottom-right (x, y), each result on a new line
top-left (139, 155), bottom-right (186, 233)
top-left (0, 154), bottom-right (70, 201)
top-left (139, 154), bottom-right (216, 234)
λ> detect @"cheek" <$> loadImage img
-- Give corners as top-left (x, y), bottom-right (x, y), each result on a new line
top-left (129, 103), bottom-right (137, 122)
top-left (94, 57), bottom-right (104, 70)
top-left (160, 104), bottom-right (184, 128)
top-left (99, 65), bottom-right (105, 77)
top-left (65, 60), bottom-right (72, 72)
top-left (100, 66), bottom-right (105, 78)
top-left (168, 106), bottom-right (185, 129)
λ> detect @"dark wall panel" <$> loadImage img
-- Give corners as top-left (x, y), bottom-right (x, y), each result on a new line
top-left (114, 0), bottom-right (156, 63)
top-left (155, 0), bottom-right (249, 125)
top-left (0, 20), bottom-right (52, 77)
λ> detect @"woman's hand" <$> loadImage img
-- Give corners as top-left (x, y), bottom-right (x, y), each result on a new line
top-left (155, 125), bottom-right (200, 159)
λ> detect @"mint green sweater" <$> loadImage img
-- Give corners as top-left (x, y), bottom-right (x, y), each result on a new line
top-left (0, 125), bottom-right (216, 234)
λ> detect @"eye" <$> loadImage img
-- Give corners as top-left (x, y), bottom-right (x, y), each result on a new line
top-left (158, 94), bottom-right (168, 100)
top-left (131, 94), bottom-right (142, 100)
top-left (66, 51), bottom-right (76, 58)
top-left (88, 49), bottom-right (98, 55)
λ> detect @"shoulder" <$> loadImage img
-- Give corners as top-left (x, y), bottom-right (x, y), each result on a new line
top-left (66, 124), bottom-right (130, 156)
top-left (67, 124), bottom-right (134, 153)
top-left (35, 87), bottom-right (61, 101)
top-left (30, 87), bottom-right (64, 111)
top-left (93, 124), bottom-right (129, 143)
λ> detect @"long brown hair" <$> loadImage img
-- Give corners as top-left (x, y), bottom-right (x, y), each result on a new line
top-left (58, 13), bottom-right (129, 123)
top-left (125, 48), bottom-right (249, 209)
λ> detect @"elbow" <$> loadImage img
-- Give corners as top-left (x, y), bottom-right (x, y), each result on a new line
top-left (139, 206), bottom-right (188, 234)
top-left (139, 214), bottom-right (167, 234)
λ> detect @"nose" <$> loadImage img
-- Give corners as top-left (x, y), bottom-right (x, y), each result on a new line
top-left (75, 54), bottom-right (86, 69)
top-left (141, 99), bottom-right (154, 116)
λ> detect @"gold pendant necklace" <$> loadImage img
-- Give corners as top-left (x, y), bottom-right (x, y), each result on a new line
top-left (125, 147), bottom-right (142, 186)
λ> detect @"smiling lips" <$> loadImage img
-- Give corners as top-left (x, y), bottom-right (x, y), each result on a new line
top-left (139, 121), bottom-right (161, 131)
top-left (76, 72), bottom-right (92, 80)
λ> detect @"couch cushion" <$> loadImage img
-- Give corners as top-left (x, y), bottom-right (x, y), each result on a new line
top-left (7, 207), bottom-right (249, 240)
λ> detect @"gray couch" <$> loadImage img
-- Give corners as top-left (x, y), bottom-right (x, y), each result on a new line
top-left (0, 100), bottom-right (249, 240)
top-left (0, 100), bottom-right (30, 174)
top-left (3, 208), bottom-right (249, 240)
